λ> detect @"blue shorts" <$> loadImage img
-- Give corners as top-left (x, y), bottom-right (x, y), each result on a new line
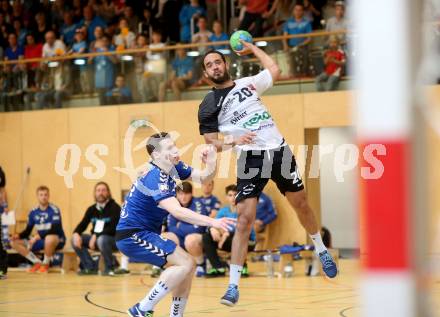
top-left (116, 231), bottom-right (177, 268)
top-left (31, 237), bottom-right (65, 253)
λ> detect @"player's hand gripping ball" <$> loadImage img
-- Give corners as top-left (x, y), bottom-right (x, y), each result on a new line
top-left (230, 30), bottom-right (253, 55)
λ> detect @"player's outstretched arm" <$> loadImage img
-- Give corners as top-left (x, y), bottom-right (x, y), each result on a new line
top-left (203, 132), bottom-right (256, 152)
top-left (159, 197), bottom-right (235, 231)
top-left (239, 41), bottom-right (281, 81)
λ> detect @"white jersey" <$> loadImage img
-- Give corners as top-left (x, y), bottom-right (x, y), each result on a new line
top-left (198, 69), bottom-right (285, 151)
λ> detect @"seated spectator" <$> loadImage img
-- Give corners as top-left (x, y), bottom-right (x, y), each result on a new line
top-left (133, 34), bottom-right (148, 102)
top-left (10, 186), bottom-right (66, 273)
top-left (202, 184), bottom-right (256, 277)
top-left (89, 35), bottom-right (117, 105)
top-left (238, 0), bottom-right (269, 38)
top-left (79, 5), bottom-right (107, 43)
top-left (114, 17), bottom-right (136, 50)
top-left (199, 180), bottom-right (221, 217)
top-left (71, 182), bottom-right (121, 276)
top-left (138, 7), bottom-right (156, 37)
top-left (255, 192), bottom-right (277, 233)
top-left (159, 45), bottom-right (194, 101)
top-left (192, 16), bottom-right (212, 54)
top-left (122, 6), bottom-right (139, 33)
top-left (60, 11), bottom-right (78, 48)
top-left (283, 4), bottom-right (312, 77)
top-left (35, 61), bottom-right (71, 109)
top-left (12, 19), bottom-right (27, 47)
top-left (24, 33), bottom-right (43, 73)
top-left (179, 0), bottom-right (206, 43)
top-left (145, 30), bottom-right (166, 102)
top-left (209, 20), bottom-right (228, 50)
top-left (34, 12), bottom-right (50, 44)
top-left (105, 74), bottom-right (133, 105)
top-left (163, 181), bottom-right (209, 277)
top-left (42, 31), bottom-right (66, 58)
top-left (325, 1), bottom-right (348, 44)
top-left (4, 33), bottom-right (24, 64)
top-left (315, 35), bottom-right (345, 91)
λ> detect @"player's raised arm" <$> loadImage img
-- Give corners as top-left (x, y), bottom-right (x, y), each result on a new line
top-left (159, 196), bottom-right (235, 231)
top-left (238, 41), bottom-right (281, 82)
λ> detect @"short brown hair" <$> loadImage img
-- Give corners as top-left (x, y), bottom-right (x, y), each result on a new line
top-left (225, 184), bottom-right (237, 194)
top-left (176, 181), bottom-right (193, 194)
top-left (36, 185), bottom-right (49, 193)
top-left (146, 132), bottom-right (170, 156)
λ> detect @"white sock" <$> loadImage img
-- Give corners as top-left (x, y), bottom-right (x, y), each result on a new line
top-left (25, 252), bottom-right (41, 264)
top-left (229, 264), bottom-right (242, 286)
top-left (310, 232), bottom-right (327, 254)
top-left (42, 254), bottom-right (51, 265)
top-left (139, 280), bottom-right (170, 311)
top-left (120, 255), bottom-right (129, 270)
top-left (170, 297), bottom-right (188, 317)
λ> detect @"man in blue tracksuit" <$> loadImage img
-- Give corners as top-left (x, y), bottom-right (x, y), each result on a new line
top-left (255, 192), bottom-right (277, 233)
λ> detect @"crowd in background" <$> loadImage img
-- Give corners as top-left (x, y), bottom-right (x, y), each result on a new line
top-left (0, 0), bottom-right (349, 112)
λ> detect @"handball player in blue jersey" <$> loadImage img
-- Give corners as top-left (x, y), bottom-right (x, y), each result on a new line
top-left (116, 132), bottom-right (234, 317)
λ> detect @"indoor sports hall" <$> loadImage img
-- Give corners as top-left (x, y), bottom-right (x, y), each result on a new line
top-left (0, 1), bottom-right (439, 317)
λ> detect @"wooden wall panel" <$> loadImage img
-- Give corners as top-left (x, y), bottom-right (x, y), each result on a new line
top-left (304, 91), bottom-right (352, 128)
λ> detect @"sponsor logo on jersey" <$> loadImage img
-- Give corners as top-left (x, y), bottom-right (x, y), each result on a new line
top-left (242, 111), bottom-right (272, 129)
top-left (230, 110), bottom-right (248, 125)
top-left (159, 183), bottom-right (169, 192)
top-left (221, 96), bottom-right (235, 114)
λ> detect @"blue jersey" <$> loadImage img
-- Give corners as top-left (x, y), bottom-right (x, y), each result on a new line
top-left (283, 17), bottom-right (312, 47)
top-left (167, 197), bottom-right (209, 236)
top-left (117, 161), bottom-right (193, 234)
top-left (199, 195), bottom-right (221, 216)
top-left (256, 192), bottom-right (277, 225)
top-left (19, 204), bottom-right (65, 240)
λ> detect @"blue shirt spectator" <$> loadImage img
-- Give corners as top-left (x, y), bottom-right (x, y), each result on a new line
top-left (5, 34), bottom-right (24, 61)
top-left (93, 44), bottom-right (115, 90)
top-left (217, 206), bottom-right (256, 242)
top-left (283, 17), bottom-right (312, 47)
top-left (79, 6), bottom-right (107, 43)
top-left (60, 24), bottom-right (78, 47)
top-left (209, 33), bottom-right (228, 49)
top-left (105, 75), bottom-right (133, 105)
top-left (167, 197), bottom-right (209, 238)
top-left (179, 2), bottom-right (206, 43)
top-left (255, 192), bottom-right (277, 232)
top-left (18, 204), bottom-right (66, 241)
top-left (172, 55), bottom-right (194, 80)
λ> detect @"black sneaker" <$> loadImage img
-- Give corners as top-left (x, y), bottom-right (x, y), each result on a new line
top-left (77, 269), bottom-right (98, 276)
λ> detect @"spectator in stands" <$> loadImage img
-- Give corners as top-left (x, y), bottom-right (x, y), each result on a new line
top-left (12, 19), bottom-right (27, 47)
top-left (69, 28), bottom-right (90, 94)
top-left (263, 0), bottom-right (295, 36)
top-left (133, 34), bottom-right (148, 102)
top-left (34, 12), bottom-right (50, 44)
top-left (238, 0), bottom-right (269, 38)
top-left (89, 35), bottom-right (117, 105)
top-left (0, 166), bottom-right (8, 279)
top-left (80, 5), bottom-right (107, 43)
top-left (199, 180), bottom-right (221, 217)
top-left (138, 7), bottom-right (156, 36)
top-left (24, 33), bottom-right (42, 85)
top-left (42, 30), bottom-right (66, 58)
top-left (114, 17), bottom-right (136, 50)
top-left (192, 16), bottom-right (212, 54)
top-left (145, 29), bottom-right (166, 102)
top-left (209, 20), bottom-right (228, 50)
top-left (206, 0), bottom-right (219, 29)
top-left (121, 6), bottom-right (138, 32)
top-left (159, 45), bottom-right (194, 101)
top-left (325, 1), bottom-right (347, 44)
top-left (105, 74), bottom-right (133, 105)
top-left (202, 184), bottom-right (256, 277)
top-left (315, 35), bottom-right (345, 91)
top-left (90, 0), bottom-right (117, 23)
top-left (35, 61), bottom-right (71, 109)
top-left (283, 3), bottom-right (312, 77)
top-left (255, 192), bottom-right (277, 233)
top-left (10, 186), bottom-right (66, 274)
top-left (5, 33), bottom-right (24, 63)
top-left (60, 11), bottom-right (78, 48)
top-left (179, 0), bottom-right (206, 43)
top-left (89, 26), bottom-right (104, 52)
top-left (163, 181), bottom-right (209, 277)
top-left (303, 0), bottom-right (321, 26)
top-left (71, 182), bottom-right (121, 276)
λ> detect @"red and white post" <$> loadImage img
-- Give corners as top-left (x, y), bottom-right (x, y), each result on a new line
top-left (354, 0), bottom-right (416, 316)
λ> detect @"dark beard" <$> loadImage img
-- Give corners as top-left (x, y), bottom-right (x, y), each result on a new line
top-left (209, 72), bottom-right (230, 84)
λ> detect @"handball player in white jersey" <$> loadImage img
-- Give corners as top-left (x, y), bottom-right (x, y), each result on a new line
top-left (198, 41), bottom-right (338, 306)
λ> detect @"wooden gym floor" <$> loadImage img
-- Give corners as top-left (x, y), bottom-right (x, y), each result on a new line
top-left (0, 259), bottom-right (439, 317)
